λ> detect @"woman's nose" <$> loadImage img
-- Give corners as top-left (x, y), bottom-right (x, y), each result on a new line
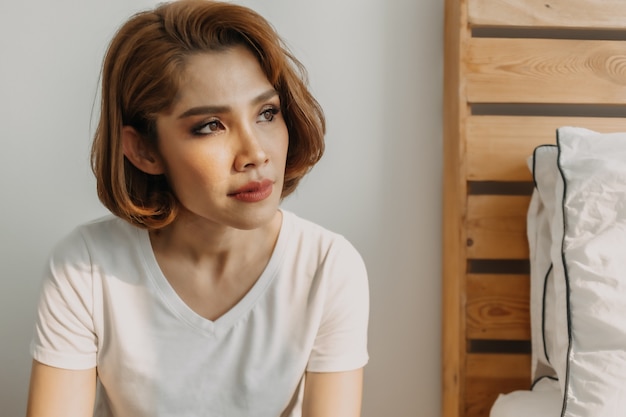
top-left (233, 125), bottom-right (269, 171)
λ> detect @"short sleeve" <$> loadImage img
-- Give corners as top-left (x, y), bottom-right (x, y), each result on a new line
top-left (30, 229), bottom-right (98, 370)
top-left (306, 236), bottom-right (369, 372)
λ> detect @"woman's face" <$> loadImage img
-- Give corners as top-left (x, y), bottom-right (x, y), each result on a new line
top-left (154, 45), bottom-right (289, 230)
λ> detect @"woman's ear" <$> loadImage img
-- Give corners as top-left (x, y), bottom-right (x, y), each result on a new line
top-left (121, 126), bottom-right (165, 175)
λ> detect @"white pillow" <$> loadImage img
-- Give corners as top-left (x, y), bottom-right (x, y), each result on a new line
top-left (550, 126), bottom-right (626, 416)
top-left (526, 145), bottom-right (559, 382)
top-left (490, 377), bottom-right (561, 417)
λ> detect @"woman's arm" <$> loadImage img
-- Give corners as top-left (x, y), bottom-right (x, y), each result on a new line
top-left (302, 368), bottom-right (364, 417)
top-left (26, 360), bottom-right (96, 417)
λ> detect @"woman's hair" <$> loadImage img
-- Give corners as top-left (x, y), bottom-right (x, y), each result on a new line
top-left (91, 0), bottom-right (325, 229)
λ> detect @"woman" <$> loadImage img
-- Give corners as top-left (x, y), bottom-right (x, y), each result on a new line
top-left (26, 1), bottom-right (369, 416)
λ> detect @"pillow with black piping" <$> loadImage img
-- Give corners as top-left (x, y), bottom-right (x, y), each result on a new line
top-left (549, 126), bottom-right (626, 416)
top-left (489, 376), bottom-right (561, 417)
top-left (526, 145), bottom-right (559, 383)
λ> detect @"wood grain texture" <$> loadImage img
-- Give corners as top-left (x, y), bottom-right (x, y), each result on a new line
top-left (466, 195), bottom-right (531, 259)
top-left (442, 0), bottom-right (469, 416)
top-left (467, 352), bottom-right (531, 379)
top-left (466, 116), bottom-right (626, 181)
top-left (465, 353), bottom-right (531, 417)
top-left (466, 38), bottom-right (626, 104)
top-left (466, 274), bottom-right (530, 340)
top-left (468, 0), bottom-right (626, 30)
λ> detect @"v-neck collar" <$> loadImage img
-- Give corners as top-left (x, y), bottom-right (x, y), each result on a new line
top-left (136, 210), bottom-right (291, 337)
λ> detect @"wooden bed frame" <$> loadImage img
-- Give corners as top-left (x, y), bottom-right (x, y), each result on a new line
top-left (442, 1), bottom-right (626, 416)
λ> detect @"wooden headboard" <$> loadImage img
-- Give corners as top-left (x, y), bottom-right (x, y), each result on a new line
top-left (442, 1), bottom-right (626, 417)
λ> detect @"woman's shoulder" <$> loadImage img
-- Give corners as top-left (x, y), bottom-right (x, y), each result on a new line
top-left (50, 214), bottom-right (139, 262)
top-left (282, 210), bottom-right (344, 244)
top-left (281, 210), bottom-right (364, 264)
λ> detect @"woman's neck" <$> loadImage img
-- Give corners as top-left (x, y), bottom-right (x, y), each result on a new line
top-left (149, 209), bottom-right (283, 271)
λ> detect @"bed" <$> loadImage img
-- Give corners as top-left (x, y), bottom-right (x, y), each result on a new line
top-left (442, 1), bottom-right (626, 417)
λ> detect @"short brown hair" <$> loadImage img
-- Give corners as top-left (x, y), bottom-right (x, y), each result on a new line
top-left (91, 0), bottom-right (325, 229)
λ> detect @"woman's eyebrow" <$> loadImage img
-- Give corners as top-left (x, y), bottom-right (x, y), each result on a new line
top-left (252, 89), bottom-right (279, 106)
top-left (177, 89), bottom-right (278, 119)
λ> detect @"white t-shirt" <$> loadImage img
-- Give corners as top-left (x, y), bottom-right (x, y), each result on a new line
top-left (30, 210), bottom-right (369, 417)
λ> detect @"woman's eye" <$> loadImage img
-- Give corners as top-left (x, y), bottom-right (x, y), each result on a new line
top-left (258, 107), bottom-right (279, 123)
top-left (193, 120), bottom-right (223, 135)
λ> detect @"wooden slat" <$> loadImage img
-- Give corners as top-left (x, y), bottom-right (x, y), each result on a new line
top-left (467, 353), bottom-right (531, 380)
top-left (442, 0), bottom-right (470, 416)
top-left (468, 0), bottom-right (626, 30)
top-left (466, 38), bottom-right (626, 104)
top-left (467, 195), bottom-right (530, 259)
top-left (465, 353), bottom-right (531, 417)
top-left (466, 274), bottom-right (530, 340)
top-left (466, 376), bottom-right (531, 417)
top-left (467, 116), bottom-right (626, 181)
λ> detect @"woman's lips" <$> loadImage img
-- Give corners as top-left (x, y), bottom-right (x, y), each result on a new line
top-left (228, 179), bottom-right (274, 202)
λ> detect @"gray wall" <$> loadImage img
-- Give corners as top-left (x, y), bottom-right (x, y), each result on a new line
top-left (0, 0), bottom-right (443, 415)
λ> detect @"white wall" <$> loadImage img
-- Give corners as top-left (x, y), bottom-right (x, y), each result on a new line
top-left (0, 1), bottom-right (443, 416)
